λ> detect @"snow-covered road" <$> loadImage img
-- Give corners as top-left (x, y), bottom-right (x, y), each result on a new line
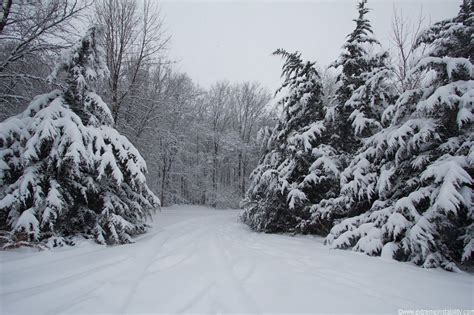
top-left (1, 206), bottom-right (472, 314)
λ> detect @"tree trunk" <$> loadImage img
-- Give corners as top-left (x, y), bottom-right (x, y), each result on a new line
top-left (160, 165), bottom-right (167, 206)
top-left (212, 140), bottom-right (218, 208)
top-left (241, 158), bottom-right (247, 197)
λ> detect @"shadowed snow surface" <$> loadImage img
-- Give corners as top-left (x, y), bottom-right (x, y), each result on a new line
top-left (1, 205), bottom-right (472, 314)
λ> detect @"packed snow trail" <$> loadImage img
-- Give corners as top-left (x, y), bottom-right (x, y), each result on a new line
top-left (0, 206), bottom-right (472, 314)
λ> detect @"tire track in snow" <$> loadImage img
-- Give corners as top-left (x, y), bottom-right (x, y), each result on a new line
top-left (48, 280), bottom-right (111, 315)
top-left (118, 218), bottom-right (211, 314)
top-left (117, 232), bottom-right (174, 314)
top-left (216, 217), bottom-right (422, 310)
top-left (1, 256), bottom-right (130, 303)
top-left (284, 257), bottom-right (429, 309)
top-left (212, 217), bottom-right (261, 314)
top-left (153, 213), bottom-right (261, 314)
top-left (0, 246), bottom-right (108, 273)
top-left (175, 281), bottom-right (216, 314)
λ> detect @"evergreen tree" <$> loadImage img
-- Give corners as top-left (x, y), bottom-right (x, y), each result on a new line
top-left (326, 1), bottom-right (473, 270)
top-left (0, 27), bottom-right (160, 248)
top-left (241, 50), bottom-right (325, 232)
top-left (302, 0), bottom-right (395, 233)
top-left (242, 1), bottom-right (394, 236)
top-left (329, 0), bottom-right (388, 154)
top-left (307, 64), bottom-right (397, 233)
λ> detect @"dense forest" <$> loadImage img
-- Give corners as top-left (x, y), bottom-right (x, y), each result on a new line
top-left (0, 0), bottom-right (472, 272)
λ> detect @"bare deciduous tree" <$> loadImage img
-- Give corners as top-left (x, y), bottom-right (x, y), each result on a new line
top-left (390, 6), bottom-right (427, 92)
top-left (92, 0), bottom-right (170, 125)
top-left (231, 82), bottom-right (271, 196)
top-left (0, 0), bottom-right (91, 120)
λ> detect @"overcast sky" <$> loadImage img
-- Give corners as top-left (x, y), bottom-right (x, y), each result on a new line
top-left (160, 0), bottom-right (460, 92)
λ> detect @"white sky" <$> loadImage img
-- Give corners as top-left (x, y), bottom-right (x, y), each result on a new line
top-left (160, 0), bottom-right (460, 92)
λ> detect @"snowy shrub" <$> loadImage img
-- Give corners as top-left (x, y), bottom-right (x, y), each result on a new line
top-left (0, 27), bottom-right (160, 247)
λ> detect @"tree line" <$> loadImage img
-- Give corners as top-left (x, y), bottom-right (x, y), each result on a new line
top-left (242, 0), bottom-right (473, 270)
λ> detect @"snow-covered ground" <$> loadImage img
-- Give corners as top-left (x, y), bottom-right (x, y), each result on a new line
top-left (0, 205), bottom-right (472, 314)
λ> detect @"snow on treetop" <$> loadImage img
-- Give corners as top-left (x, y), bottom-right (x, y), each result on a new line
top-left (49, 26), bottom-right (109, 84)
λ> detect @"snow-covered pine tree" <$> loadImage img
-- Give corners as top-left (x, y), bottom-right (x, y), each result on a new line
top-left (0, 27), bottom-right (160, 248)
top-left (301, 0), bottom-right (395, 233)
top-left (326, 1), bottom-right (473, 270)
top-left (307, 64), bottom-right (397, 233)
top-left (241, 50), bottom-right (326, 232)
top-left (328, 0), bottom-right (388, 154)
